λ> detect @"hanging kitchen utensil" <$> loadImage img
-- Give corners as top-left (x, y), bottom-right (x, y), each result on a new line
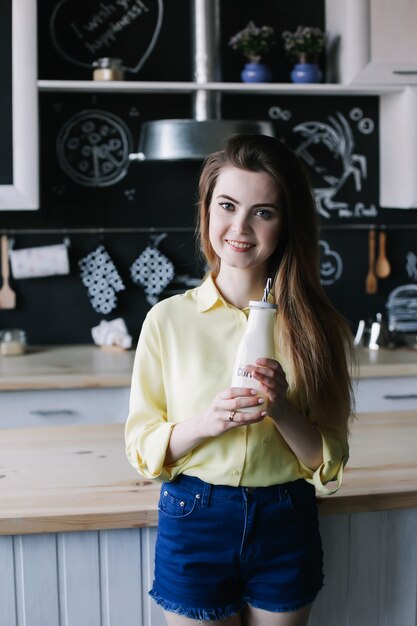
top-left (130, 233), bottom-right (175, 305)
top-left (78, 244), bottom-right (125, 314)
top-left (9, 239), bottom-right (70, 279)
top-left (0, 235), bottom-right (17, 309)
top-left (365, 228), bottom-right (378, 294)
top-left (375, 229), bottom-right (391, 279)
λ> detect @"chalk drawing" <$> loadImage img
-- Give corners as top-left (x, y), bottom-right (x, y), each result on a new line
top-left (386, 284), bottom-right (417, 332)
top-left (293, 112), bottom-right (370, 219)
top-left (319, 240), bottom-right (343, 285)
top-left (268, 106), bottom-right (292, 121)
top-left (406, 252), bottom-right (417, 280)
top-left (56, 110), bottom-right (133, 187)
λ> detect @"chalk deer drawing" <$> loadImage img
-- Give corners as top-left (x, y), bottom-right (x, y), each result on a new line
top-left (293, 112), bottom-right (367, 218)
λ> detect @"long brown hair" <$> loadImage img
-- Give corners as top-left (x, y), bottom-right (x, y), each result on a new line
top-left (197, 134), bottom-right (354, 433)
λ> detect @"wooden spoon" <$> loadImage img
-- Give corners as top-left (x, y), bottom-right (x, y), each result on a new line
top-left (365, 228), bottom-right (378, 294)
top-left (375, 230), bottom-right (391, 278)
top-left (0, 235), bottom-right (16, 309)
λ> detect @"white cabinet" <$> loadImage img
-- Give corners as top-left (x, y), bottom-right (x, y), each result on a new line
top-left (354, 376), bottom-right (417, 413)
top-left (326, 0), bottom-right (417, 85)
top-left (0, 387), bottom-right (130, 429)
top-left (326, 0), bottom-right (417, 208)
top-left (365, 0), bottom-right (417, 83)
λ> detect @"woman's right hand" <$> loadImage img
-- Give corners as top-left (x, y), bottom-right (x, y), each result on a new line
top-left (196, 387), bottom-right (268, 438)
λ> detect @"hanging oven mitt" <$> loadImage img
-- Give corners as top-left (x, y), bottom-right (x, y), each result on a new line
top-left (78, 244), bottom-right (125, 315)
top-left (129, 234), bottom-right (175, 305)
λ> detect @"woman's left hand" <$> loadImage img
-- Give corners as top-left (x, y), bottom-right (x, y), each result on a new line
top-left (246, 358), bottom-right (289, 420)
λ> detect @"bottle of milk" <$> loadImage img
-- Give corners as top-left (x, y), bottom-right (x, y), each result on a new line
top-left (231, 299), bottom-right (278, 413)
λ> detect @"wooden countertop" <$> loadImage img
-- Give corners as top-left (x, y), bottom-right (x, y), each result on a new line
top-left (0, 344), bottom-right (416, 391)
top-left (355, 345), bottom-right (417, 378)
top-left (0, 345), bottom-right (135, 390)
top-left (0, 411), bottom-right (416, 535)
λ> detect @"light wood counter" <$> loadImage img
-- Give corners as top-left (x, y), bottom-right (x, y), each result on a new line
top-left (0, 344), bottom-right (416, 392)
top-left (0, 345), bottom-right (135, 390)
top-left (355, 345), bottom-right (417, 378)
top-left (0, 410), bottom-right (416, 535)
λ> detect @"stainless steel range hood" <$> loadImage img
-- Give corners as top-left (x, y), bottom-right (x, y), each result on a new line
top-left (130, 0), bottom-right (275, 161)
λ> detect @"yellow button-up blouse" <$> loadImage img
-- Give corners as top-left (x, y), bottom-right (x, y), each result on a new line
top-left (125, 274), bottom-right (349, 494)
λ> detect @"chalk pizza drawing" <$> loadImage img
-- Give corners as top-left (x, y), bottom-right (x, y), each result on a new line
top-left (293, 111), bottom-right (369, 219)
top-left (386, 284), bottom-right (417, 332)
top-left (56, 110), bottom-right (133, 187)
top-left (319, 240), bottom-right (343, 285)
top-left (50, 0), bottom-right (163, 74)
top-left (406, 252), bottom-right (417, 280)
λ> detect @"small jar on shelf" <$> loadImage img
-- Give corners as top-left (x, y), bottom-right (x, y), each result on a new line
top-left (92, 58), bottom-right (124, 81)
top-left (0, 329), bottom-right (27, 356)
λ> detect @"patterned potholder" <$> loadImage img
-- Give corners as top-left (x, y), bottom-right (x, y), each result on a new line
top-left (130, 235), bottom-right (175, 305)
top-left (78, 245), bottom-right (125, 314)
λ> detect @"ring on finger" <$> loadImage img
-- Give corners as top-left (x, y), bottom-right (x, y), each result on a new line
top-left (228, 410), bottom-right (236, 422)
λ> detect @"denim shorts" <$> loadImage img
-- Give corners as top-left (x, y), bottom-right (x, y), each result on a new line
top-left (150, 474), bottom-right (324, 621)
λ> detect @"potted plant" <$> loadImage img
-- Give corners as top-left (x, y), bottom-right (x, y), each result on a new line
top-left (228, 21), bottom-right (276, 83)
top-left (282, 25), bottom-right (326, 83)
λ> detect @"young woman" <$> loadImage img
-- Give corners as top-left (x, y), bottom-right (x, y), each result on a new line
top-left (125, 134), bottom-right (353, 626)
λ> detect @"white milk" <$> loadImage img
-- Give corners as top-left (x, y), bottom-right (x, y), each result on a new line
top-left (231, 300), bottom-right (278, 412)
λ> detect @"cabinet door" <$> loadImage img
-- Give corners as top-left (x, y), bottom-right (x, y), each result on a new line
top-left (354, 377), bottom-right (417, 413)
top-left (364, 0), bottom-right (417, 84)
top-left (0, 387), bottom-right (130, 429)
top-left (371, 0), bottom-right (417, 66)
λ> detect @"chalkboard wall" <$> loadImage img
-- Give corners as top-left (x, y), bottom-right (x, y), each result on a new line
top-left (1, 0), bottom-right (417, 345)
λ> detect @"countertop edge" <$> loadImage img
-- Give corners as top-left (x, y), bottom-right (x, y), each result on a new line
top-left (0, 345), bottom-right (416, 391)
top-left (1, 492), bottom-right (416, 536)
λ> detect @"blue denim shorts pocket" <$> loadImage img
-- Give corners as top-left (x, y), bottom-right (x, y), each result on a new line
top-left (158, 481), bottom-right (199, 519)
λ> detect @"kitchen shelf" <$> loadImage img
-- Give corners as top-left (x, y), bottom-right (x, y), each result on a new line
top-left (37, 80), bottom-right (402, 96)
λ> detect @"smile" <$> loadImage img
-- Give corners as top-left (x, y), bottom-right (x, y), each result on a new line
top-left (226, 240), bottom-right (255, 250)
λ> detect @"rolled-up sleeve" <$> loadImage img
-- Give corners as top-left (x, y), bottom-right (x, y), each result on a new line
top-left (124, 313), bottom-right (191, 481)
top-left (298, 424), bottom-right (349, 495)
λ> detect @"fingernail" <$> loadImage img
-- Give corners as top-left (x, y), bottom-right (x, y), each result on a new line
top-left (250, 389), bottom-right (257, 395)
top-left (260, 411), bottom-right (267, 417)
top-left (258, 398), bottom-right (264, 404)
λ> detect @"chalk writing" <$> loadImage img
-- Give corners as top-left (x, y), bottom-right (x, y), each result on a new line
top-left (50, 0), bottom-right (163, 73)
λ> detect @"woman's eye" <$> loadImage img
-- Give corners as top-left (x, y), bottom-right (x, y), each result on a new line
top-left (220, 202), bottom-right (234, 211)
top-left (255, 209), bottom-right (273, 219)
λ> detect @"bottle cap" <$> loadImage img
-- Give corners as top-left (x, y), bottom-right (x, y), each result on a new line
top-left (249, 300), bottom-right (278, 309)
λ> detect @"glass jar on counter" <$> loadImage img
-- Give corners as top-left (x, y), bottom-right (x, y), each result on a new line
top-left (0, 329), bottom-right (27, 356)
top-left (92, 57), bottom-right (124, 81)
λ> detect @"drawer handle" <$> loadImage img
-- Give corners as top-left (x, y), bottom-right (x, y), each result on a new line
top-left (30, 409), bottom-right (78, 416)
top-left (393, 70), bottom-right (417, 75)
top-left (383, 394), bottom-right (417, 400)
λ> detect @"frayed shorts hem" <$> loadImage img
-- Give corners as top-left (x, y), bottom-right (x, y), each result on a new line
top-left (149, 589), bottom-right (245, 621)
top-left (244, 583), bottom-right (323, 614)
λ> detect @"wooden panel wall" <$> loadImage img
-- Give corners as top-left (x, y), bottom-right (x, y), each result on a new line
top-left (0, 511), bottom-right (416, 626)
